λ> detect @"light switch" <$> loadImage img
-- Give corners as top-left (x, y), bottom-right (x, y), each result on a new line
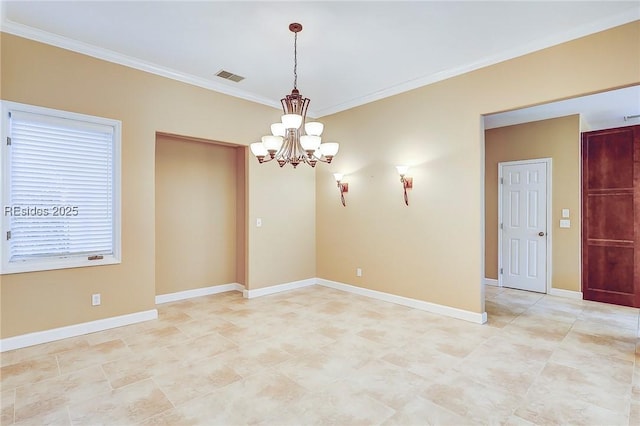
top-left (256, 218), bottom-right (262, 227)
top-left (560, 219), bottom-right (570, 228)
top-left (562, 209), bottom-right (570, 218)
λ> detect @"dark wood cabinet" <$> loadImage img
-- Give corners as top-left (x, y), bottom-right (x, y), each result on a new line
top-left (582, 125), bottom-right (640, 307)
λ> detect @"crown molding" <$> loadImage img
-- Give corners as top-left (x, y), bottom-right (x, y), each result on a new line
top-left (0, 19), bottom-right (281, 111)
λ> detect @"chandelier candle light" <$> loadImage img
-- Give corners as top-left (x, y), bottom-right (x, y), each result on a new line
top-left (250, 23), bottom-right (339, 168)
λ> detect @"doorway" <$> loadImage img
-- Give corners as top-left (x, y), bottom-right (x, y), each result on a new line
top-left (484, 87), bottom-right (639, 305)
top-left (498, 159), bottom-right (551, 293)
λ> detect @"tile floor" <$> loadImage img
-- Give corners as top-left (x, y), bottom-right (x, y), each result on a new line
top-left (1, 284), bottom-right (639, 425)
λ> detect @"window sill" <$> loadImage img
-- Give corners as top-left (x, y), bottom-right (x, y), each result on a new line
top-left (1, 256), bottom-right (121, 275)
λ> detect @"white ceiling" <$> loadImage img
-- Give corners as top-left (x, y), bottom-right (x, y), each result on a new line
top-left (1, 1), bottom-right (639, 125)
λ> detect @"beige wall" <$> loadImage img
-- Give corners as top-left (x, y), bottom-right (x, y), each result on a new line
top-left (0, 33), bottom-right (315, 338)
top-left (484, 115), bottom-right (581, 291)
top-left (247, 160), bottom-right (316, 289)
top-left (155, 134), bottom-right (244, 295)
top-left (317, 22), bottom-right (639, 314)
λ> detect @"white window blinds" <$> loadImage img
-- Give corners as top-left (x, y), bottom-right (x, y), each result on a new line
top-left (2, 104), bottom-right (120, 272)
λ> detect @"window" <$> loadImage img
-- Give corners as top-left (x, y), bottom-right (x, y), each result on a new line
top-left (1, 101), bottom-right (121, 274)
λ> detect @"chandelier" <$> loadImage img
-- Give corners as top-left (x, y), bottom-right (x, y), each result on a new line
top-left (250, 23), bottom-right (339, 168)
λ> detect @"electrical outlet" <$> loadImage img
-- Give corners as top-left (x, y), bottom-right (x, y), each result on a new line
top-left (92, 293), bottom-right (101, 306)
top-left (356, 268), bottom-right (362, 277)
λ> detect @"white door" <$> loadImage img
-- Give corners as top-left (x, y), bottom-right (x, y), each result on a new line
top-left (500, 161), bottom-right (548, 293)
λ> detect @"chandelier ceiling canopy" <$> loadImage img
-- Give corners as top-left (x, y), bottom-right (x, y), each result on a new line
top-left (250, 23), bottom-right (339, 168)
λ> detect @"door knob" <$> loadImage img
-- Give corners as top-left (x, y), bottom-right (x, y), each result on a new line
top-left (538, 231), bottom-right (545, 236)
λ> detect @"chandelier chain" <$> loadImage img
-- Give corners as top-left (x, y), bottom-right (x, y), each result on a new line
top-left (293, 31), bottom-right (298, 90)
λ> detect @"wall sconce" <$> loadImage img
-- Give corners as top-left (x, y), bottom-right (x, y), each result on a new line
top-left (396, 166), bottom-right (413, 206)
top-left (333, 173), bottom-right (349, 207)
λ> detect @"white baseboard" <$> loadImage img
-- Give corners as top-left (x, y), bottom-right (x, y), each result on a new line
top-left (156, 283), bottom-right (244, 304)
top-left (548, 288), bottom-right (583, 300)
top-left (243, 278), bottom-right (316, 299)
top-left (2, 277), bottom-right (494, 352)
top-left (317, 278), bottom-right (487, 324)
top-left (484, 278), bottom-right (499, 287)
top-left (0, 309), bottom-right (158, 352)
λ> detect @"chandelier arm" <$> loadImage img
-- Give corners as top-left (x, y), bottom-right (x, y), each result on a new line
top-left (275, 131), bottom-right (295, 166)
top-left (291, 131), bottom-right (303, 166)
top-left (305, 156), bottom-right (318, 167)
top-left (300, 98), bottom-right (310, 128)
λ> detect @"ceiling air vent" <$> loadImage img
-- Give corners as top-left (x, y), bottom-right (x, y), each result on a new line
top-left (215, 70), bottom-right (245, 83)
